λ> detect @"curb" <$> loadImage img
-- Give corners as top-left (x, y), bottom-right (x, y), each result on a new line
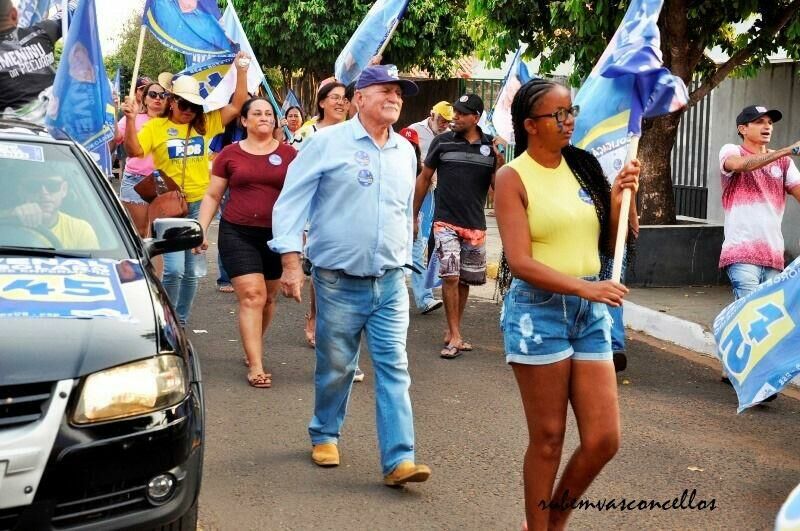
top-left (623, 300), bottom-right (800, 390)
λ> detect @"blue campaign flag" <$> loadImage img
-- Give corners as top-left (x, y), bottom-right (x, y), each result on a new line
top-left (713, 256), bottom-right (800, 412)
top-left (572, 0), bottom-right (688, 182)
top-left (142, 0), bottom-right (237, 57)
top-left (334, 0), bottom-right (409, 86)
top-left (45, 0), bottom-right (114, 175)
top-left (484, 48), bottom-right (532, 143)
top-left (17, 0), bottom-right (52, 28)
top-left (282, 89), bottom-right (301, 113)
top-left (178, 56), bottom-right (234, 100)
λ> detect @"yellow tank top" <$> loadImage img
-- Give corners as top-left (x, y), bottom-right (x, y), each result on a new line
top-left (506, 151), bottom-right (601, 277)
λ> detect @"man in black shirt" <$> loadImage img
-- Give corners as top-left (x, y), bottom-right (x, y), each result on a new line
top-left (0, 0), bottom-right (71, 112)
top-left (413, 93), bottom-right (505, 359)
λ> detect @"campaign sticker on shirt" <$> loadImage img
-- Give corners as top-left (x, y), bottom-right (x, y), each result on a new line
top-left (167, 128), bottom-right (179, 137)
top-left (268, 154), bottom-right (283, 166)
top-left (357, 169), bottom-right (374, 186)
top-left (578, 188), bottom-right (594, 205)
top-left (771, 165), bottom-right (783, 178)
top-left (480, 145), bottom-right (491, 157)
top-left (354, 150), bottom-right (370, 166)
top-left (0, 258), bottom-right (131, 320)
top-left (0, 142), bottom-right (44, 162)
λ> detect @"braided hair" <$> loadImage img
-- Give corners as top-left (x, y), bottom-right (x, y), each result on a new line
top-left (495, 78), bottom-right (635, 299)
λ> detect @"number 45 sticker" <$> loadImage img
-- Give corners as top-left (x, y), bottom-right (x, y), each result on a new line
top-left (0, 275), bottom-right (114, 303)
top-left (719, 290), bottom-right (795, 383)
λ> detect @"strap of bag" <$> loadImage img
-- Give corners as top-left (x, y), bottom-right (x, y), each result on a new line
top-left (180, 126), bottom-right (190, 191)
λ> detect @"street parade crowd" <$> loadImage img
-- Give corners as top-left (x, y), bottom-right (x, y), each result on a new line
top-left (2, 0), bottom-right (800, 529)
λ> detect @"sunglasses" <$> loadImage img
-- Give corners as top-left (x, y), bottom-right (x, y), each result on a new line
top-left (22, 178), bottom-right (64, 194)
top-left (174, 97), bottom-right (200, 113)
top-left (530, 105), bottom-right (581, 124)
top-left (147, 90), bottom-right (169, 100)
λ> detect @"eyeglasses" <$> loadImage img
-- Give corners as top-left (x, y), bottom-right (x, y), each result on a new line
top-left (326, 94), bottom-right (349, 103)
top-left (147, 90), bottom-right (169, 100)
top-left (23, 179), bottom-right (64, 194)
top-left (530, 105), bottom-right (580, 123)
top-left (174, 97), bottom-right (199, 113)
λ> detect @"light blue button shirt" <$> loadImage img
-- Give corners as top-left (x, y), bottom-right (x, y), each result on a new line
top-left (269, 115), bottom-right (416, 277)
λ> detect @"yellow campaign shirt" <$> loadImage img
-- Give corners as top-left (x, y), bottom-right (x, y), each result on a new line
top-left (506, 151), bottom-right (601, 277)
top-left (51, 212), bottom-right (99, 250)
top-left (137, 110), bottom-right (224, 203)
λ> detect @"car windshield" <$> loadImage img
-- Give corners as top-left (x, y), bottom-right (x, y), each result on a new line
top-left (0, 140), bottom-right (128, 258)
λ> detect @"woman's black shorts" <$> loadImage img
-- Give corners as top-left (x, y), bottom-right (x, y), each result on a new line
top-left (218, 219), bottom-right (282, 280)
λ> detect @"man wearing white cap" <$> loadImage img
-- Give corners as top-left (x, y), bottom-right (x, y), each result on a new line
top-left (122, 51), bottom-right (250, 325)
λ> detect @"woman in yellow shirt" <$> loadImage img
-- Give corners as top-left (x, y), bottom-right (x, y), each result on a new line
top-left (494, 78), bottom-right (639, 530)
top-left (122, 52), bottom-right (250, 325)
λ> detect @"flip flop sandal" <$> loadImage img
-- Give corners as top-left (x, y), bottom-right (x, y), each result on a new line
top-left (457, 341), bottom-right (473, 351)
top-left (247, 373), bottom-right (272, 388)
top-left (218, 284), bottom-right (235, 293)
top-left (440, 345), bottom-right (462, 359)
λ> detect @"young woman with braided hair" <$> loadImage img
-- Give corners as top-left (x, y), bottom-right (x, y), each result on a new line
top-left (494, 78), bottom-right (640, 531)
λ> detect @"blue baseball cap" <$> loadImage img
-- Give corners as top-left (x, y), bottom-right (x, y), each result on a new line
top-left (355, 65), bottom-right (419, 96)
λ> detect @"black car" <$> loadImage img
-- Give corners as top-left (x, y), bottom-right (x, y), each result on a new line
top-left (0, 119), bottom-right (205, 530)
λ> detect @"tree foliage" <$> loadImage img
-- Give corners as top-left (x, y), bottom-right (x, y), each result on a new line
top-left (231, 0), bottom-right (473, 80)
top-left (104, 11), bottom-right (184, 94)
top-left (468, 0), bottom-right (800, 223)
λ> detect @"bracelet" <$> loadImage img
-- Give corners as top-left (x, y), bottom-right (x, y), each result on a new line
top-left (792, 146), bottom-right (800, 156)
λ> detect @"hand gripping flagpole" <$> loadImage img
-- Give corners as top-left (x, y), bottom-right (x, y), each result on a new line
top-left (611, 135), bottom-right (639, 283)
top-left (128, 26), bottom-right (147, 100)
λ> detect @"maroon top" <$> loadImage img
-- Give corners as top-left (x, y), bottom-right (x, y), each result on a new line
top-left (212, 142), bottom-right (297, 228)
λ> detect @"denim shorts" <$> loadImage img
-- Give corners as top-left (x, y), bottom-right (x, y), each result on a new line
top-left (501, 278), bottom-right (613, 365)
top-left (119, 171), bottom-right (148, 204)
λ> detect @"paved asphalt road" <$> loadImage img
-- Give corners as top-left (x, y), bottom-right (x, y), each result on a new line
top-left (188, 232), bottom-right (800, 531)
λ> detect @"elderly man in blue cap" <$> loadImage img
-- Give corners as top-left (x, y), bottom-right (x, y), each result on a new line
top-left (270, 64), bottom-right (431, 487)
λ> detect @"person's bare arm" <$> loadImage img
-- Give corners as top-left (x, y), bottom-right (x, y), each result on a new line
top-left (121, 98), bottom-right (144, 158)
top-left (413, 165), bottom-right (435, 222)
top-left (724, 142), bottom-right (800, 173)
top-left (219, 51), bottom-right (251, 125)
top-left (193, 175), bottom-right (228, 253)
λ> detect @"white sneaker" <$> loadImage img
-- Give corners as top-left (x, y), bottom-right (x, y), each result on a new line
top-left (353, 367), bottom-right (365, 382)
top-left (421, 299), bottom-right (443, 315)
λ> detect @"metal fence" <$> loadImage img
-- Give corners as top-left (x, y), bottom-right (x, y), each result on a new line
top-left (670, 82), bottom-right (712, 219)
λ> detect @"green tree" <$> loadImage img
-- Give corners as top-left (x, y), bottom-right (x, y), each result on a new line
top-left (104, 11), bottom-right (184, 95)
top-left (232, 0), bottom-right (473, 109)
top-left (468, 0), bottom-right (800, 224)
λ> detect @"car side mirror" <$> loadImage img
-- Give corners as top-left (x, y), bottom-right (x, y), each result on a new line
top-left (144, 218), bottom-right (203, 258)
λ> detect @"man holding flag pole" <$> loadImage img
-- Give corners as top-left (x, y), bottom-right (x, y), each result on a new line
top-left (493, 0), bottom-right (687, 527)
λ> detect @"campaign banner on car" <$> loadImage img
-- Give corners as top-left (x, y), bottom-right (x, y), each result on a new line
top-left (713, 255), bottom-right (800, 412)
top-left (0, 258), bottom-right (131, 320)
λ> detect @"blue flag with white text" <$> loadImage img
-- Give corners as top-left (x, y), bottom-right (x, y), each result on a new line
top-left (17, 0), bottom-right (52, 28)
top-left (142, 0), bottom-right (237, 57)
top-left (484, 48), bottom-right (532, 144)
top-left (572, 0), bottom-right (688, 183)
top-left (713, 256), bottom-right (800, 412)
top-left (282, 89), bottom-right (301, 113)
top-left (45, 0), bottom-right (114, 175)
top-left (334, 0), bottom-right (409, 86)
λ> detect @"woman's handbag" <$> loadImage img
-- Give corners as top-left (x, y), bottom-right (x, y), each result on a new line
top-left (133, 170), bottom-right (181, 203)
top-left (147, 130), bottom-right (191, 221)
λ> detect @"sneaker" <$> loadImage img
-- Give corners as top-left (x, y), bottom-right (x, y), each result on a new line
top-left (311, 443), bottom-right (339, 467)
top-left (383, 461), bottom-right (431, 486)
top-left (421, 299), bottom-right (443, 315)
top-left (353, 367), bottom-right (365, 382)
top-left (613, 351), bottom-right (627, 373)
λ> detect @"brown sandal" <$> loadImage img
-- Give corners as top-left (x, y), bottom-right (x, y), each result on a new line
top-left (440, 345), bottom-right (462, 359)
top-left (247, 373), bottom-right (272, 388)
top-left (304, 313), bottom-right (316, 348)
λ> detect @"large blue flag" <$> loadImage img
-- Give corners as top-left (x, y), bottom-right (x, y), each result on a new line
top-left (713, 256), bottom-right (800, 412)
top-left (281, 89), bottom-right (301, 113)
top-left (334, 0), bottom-right (409, 86)
top-left (142, 0), bottom-right (237, 57)
top-left (45, 0), bottom-right (114, 175)
top-left (177, 56), bottom-right (234, 100)
top-left (17, 0), bottom-right (52, 28)
top-left (572, 0), bottom-right (688, 182)
top-left (481, 48), bottom-right (532, 144)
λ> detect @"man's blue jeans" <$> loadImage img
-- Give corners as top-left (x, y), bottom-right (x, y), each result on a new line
top-left (726, 263), bottom-right (780, 300)
top-left (310, 267), bottom-right (415, 475)
top-left (411, 190), bottom-right (435, 309)
top-left (163, 200), bottom-right (207, 325)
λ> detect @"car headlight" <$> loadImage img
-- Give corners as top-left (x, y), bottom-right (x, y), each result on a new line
top-left (73, 355), bottom-right (188, 424)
